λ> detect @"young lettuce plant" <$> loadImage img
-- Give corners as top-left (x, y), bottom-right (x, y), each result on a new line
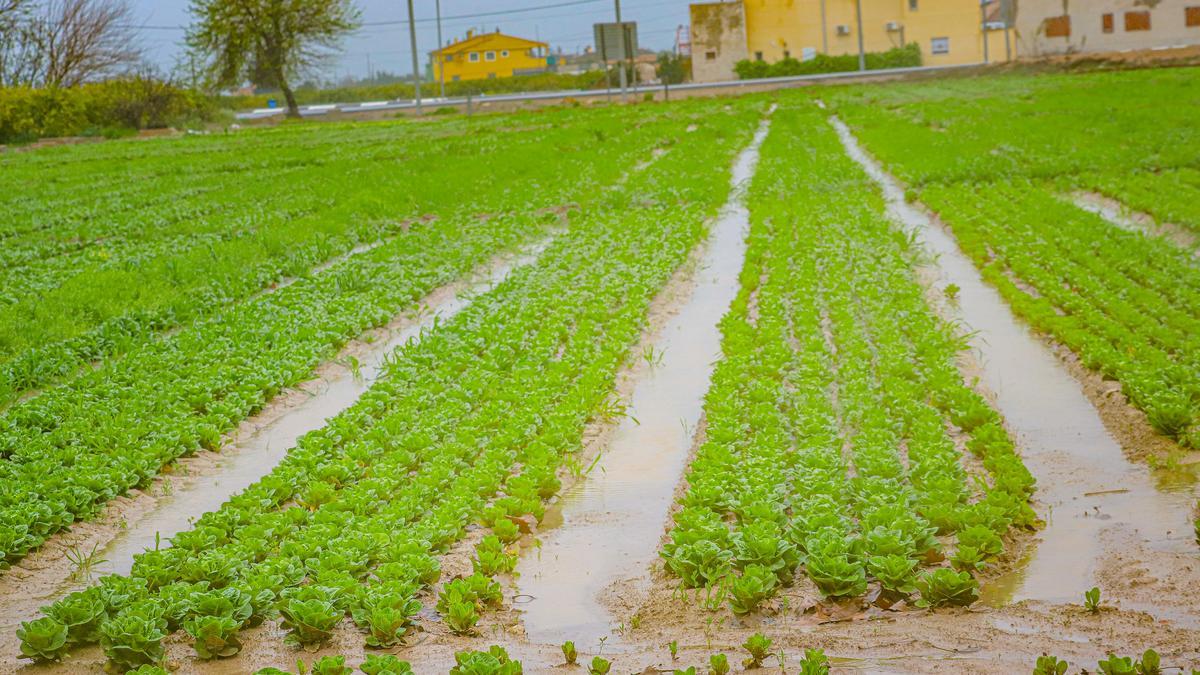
top-left (183, 615), bottom-right (242, 659)
top-left (350, 589), bottom-right (421, 648)
top-left (741, 632), bottom-right (773, 669)
top-left (797, 648), bottom-right (831, 675)
top-left (360, 653), bottom-right (415, 675)
top-left (589, 656), bottom-right (612, 675)
top-left (1033, 654), bottom-right (1069, 675)
top-left (728, 564), bottom-right (777, 615)
top-left (561, 640), bottom-right (578, 665)
top-left (16, 617), bottom-right (69, 663)
top-left (915, 569), bottom-right (979, 608)
top-left (1084, 586), bottom-right (1102, 614)
top-left (98, 602), bottom-right (169, 670)
top-left (450, 646), bottom-right (522, 675)
top-left (473, 535), bottom-right (519, 576)
top-left (865, 555), bottom-right (918, 602)
top-left (309, 655), bottom-right (353, 675)
top-left (708, 653), bottom-right (730, 675)
top-left (277, 589), bottom-right (343, 649)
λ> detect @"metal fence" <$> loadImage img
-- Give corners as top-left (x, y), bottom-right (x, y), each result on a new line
top-left (235, 62), bottom-right (983, 121)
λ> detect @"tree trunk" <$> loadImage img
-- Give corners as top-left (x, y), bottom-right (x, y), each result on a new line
top-left (280, 79), bottom-right (299, 119)
top-left (273, 62), bottom-right (298, 118)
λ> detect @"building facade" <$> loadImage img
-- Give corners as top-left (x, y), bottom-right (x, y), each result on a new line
top-left (432, 31), bottom-right (550, 83)
top-left (691, 0), bottom-right (1006, 82)
top-left (1012, 0), bottom-right (1200, 56)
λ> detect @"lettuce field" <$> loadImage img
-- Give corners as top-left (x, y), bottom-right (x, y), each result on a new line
top-left (1, 67), bottom-right (1198, 674)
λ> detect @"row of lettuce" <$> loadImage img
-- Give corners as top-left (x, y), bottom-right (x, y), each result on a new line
top-left (15, 101), bottom-right (763, 669)
top-left (660, 105), bottom-right (1036, 614)
top-left (827, 68), bottom-right (1200, 540)
top-left (0, 103), bottom-right (700, 565)
top-left (0, 104), bottom-right (679, 402)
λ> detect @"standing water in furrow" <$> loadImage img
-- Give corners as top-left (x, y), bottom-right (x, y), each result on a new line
top-left (515, 108), bottom-right (776, 647)
top-left (827, 113), bottom-right (1197, 608)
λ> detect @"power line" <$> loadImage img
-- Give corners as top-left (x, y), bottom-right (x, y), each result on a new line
top-left (119, 0), bottom-right (614, 32)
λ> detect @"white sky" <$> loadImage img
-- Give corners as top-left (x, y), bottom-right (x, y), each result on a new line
top-left (129, 0), bottom-right (694, 80)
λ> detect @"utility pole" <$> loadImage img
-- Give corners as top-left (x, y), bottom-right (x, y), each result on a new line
top-left (981, 0), bottom-right (990, 64)
top-left (366, 53), bottom-right (373, 81)
top-left (819, 0), bottom-right (828, 54)
top-left (854, 0), bottom-right (866, 71)
top-left (435, 0), bottom-right (446, 99)
top-left (406, 0), bottom-right (422, 113)
top-left (614, 0), bottom-right (627, 102)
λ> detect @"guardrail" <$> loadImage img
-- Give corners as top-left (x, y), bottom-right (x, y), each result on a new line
top-left (235, 62), bottom-right (984, 121)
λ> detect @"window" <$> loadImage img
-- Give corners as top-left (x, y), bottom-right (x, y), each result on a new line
top-left (1124, 10), bottom-right (1150, 31)
top-left (1102, 13), bottom-right (1113, 33)
top-left (1044, 15), bottom-right (1070, 38)
top-left (485, 50), bottom-right (496, 61)
top-left (500, 50), bottom-right (509, 57)
top-left (908, 0), bottom-right (917, 9)
top-left (444, 54), bottom-right (453, 62)
top-left (705, 50), bottom-right (716, 61)
top-left (452, 75), bottom-right (460, 81)
top-left (930, 37), bottom-right (949, 54)
top-left (754, 51), bottom-right (764, 61)
top-left (488, 73), bottom-right (496, 79)
top-left (782, 50), bottom-right (790, 59)
top-left (1188, 6), bottom-right (1200, 26)
top-left (469, 52), bottom-right (479, 62)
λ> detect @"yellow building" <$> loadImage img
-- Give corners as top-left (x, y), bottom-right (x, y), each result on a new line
top-left (692, 0), bottom-right (1011, 82)
top-left (432, 30), bottom-right (549, 82)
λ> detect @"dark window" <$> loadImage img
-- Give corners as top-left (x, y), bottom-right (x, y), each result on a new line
top-left (704, 50), bottom-right (716, 61)
top-left (909, 0), bottom-right (917, 9)
top-left (754, 51), bottom-right (764, 61)
top-left (782, 50), bottom-right (790, 59)
top-left (1188, 6), bottom-right (1200, 26)
top-left (1102, 13), bottom-right (1113, 33)
top-left (1124, 10), bottom-right (1151, 31)
top-left (1044, 15), bottom-right (1070, 38)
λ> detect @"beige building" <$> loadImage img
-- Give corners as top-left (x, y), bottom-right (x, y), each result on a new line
top-left (1012, 0), bottom-right (1200, 56)
top-left (692, 3), bottom-right (751, 82)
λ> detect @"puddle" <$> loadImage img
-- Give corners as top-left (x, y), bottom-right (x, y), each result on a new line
top-left (514, 111), bottom-right (775, 649)
top-left (92, 238), bottom-right (555, 578)
top-left (829, 115), bottom-right (1197, 607)
top-left (1070, 191), bottom-right (1199, 256)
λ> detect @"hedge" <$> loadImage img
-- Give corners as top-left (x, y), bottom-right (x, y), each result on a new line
top-left (0, 78), bottom-right (215, 144)
top-left (734, 43), bottom-right (922, 80)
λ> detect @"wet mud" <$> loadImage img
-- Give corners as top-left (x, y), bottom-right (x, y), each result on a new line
top-left (514, 111), bottom-right (775, 650)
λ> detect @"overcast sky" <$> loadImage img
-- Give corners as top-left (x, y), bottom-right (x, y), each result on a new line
top-left (131, 0), bottom-right (694, 80)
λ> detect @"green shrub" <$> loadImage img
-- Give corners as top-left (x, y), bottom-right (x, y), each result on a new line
top-left (734, 44), bottom-right (922, 80)
top-left (0, 77), bottom-right (216, 144)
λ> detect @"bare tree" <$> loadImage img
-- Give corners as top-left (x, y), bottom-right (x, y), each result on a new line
top-left (35, 0), bottom-right (143, 87)
top-left (0, 0), bottom-right (142, 87)
top-left (0, 0), bottom-right (38, 86)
